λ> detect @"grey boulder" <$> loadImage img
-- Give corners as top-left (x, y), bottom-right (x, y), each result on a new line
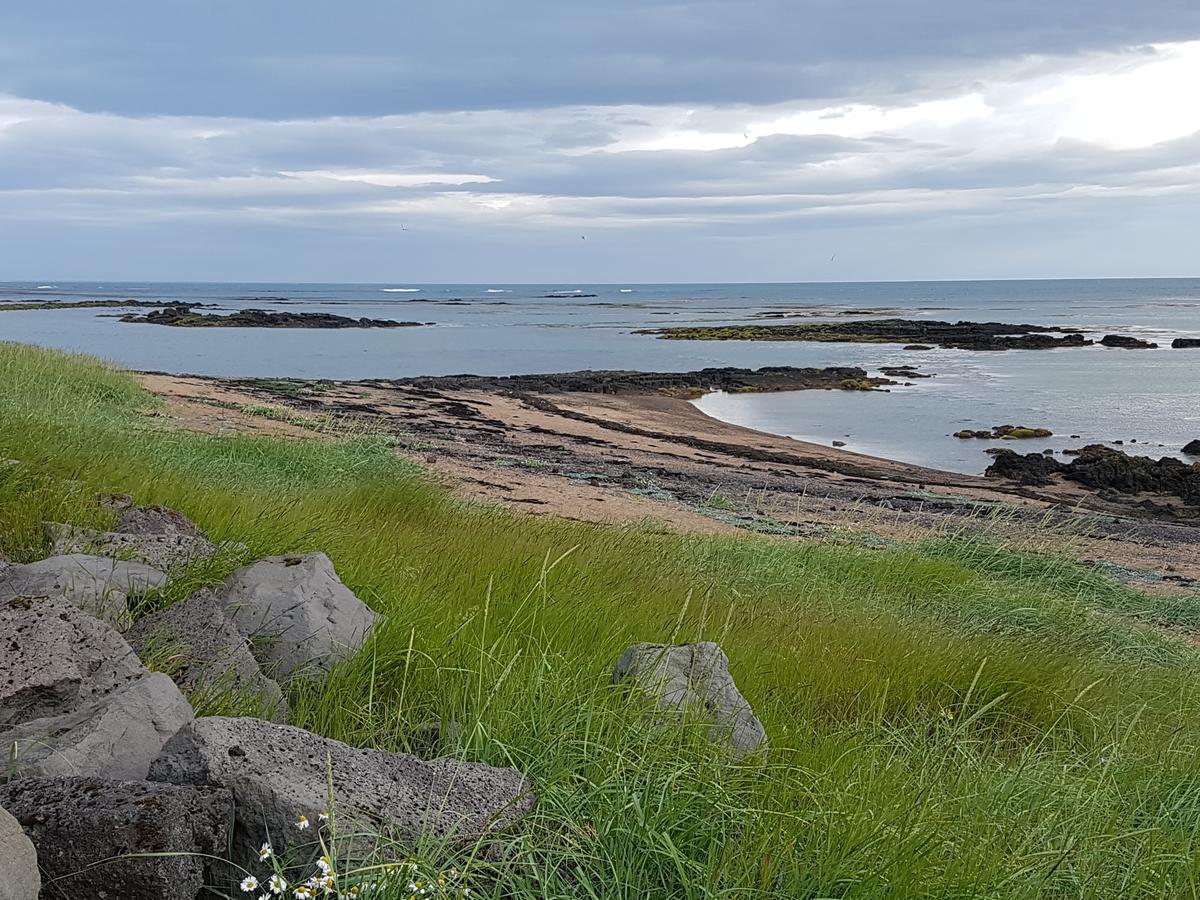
top-left (219, 553), bottom-right (375, 679)
top-left (0, 595), bottom-right (145, 728)
top-left (0, 777), bottom-right (231, 900)
top-left (150, 716), bottom-right (534, 861)
top-left (113, 502), bottom-right (204, 538)
top-left (2, 672), bottom-right (193, 780)
top-left (0, 803), bottom-right (39, 900)
top-left (127, 590), bottom-right (288, 722)
top-left (44, 521), bottom-right (217, 572)
top-left (612, 642), bottom-right (767, 757)
top-left (0, 554), bottom-right (166, 626)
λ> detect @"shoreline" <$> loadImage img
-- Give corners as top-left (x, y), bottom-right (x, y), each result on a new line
top-left (139, 367), bottom-right (1200, 591)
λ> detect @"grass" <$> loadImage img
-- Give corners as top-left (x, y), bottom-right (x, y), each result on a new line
top-left (4, 341), bottom-right (1200, 896)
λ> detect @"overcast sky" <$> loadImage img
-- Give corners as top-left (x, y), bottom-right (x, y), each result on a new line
top-left (2, 1), bottom-right (1199, 282)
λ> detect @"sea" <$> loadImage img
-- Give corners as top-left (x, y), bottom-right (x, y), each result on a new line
top-left (2, 279), bottom-right (1198, 476)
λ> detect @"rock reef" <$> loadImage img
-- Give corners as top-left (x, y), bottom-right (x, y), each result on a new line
top-left (120, 305), bottom-right (425, 329)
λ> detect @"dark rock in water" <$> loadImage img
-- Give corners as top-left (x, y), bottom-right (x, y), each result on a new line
top-left (954, 425), bottom-right (1052, 440)
top-left (541, 293), bottom-right (598, 298)
top-left (903, 344), bottom-right (934, 350)
top-left (639, 318), bottom-right (1096, 351)
top-left (1172, 338), bottom-right (1200, 349)
top-left (396, 366), bottom-right (897, 396)
top-left (121, 304), bottom-right (426, 329)
top-left (879, 366), bottom-right (933, 378)
top-left (0, 777), bottom-right (231, 900)
top-left (832, 440), bottom-right (846, 447)
top-left (0, 298), bottom-right (213, 313)
top-left (1100, 334), bottom-right (1158, 349)
top-left (1184, 440), bottom-right (1200, 456)
top-left (987, 444), bottom-right (1200, 506)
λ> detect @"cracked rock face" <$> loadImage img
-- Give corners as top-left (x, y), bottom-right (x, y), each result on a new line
top-left (1, 595), bottom-right (145, 728)
top-left (0, 777), bottom-right (230, 900)
top-left (44, 522), bottom-right (217, 572)
top-left (218, 552), bottom-right (376, 679)
top-left (150, 716), bottom-right (535, 861)
top-left (0, 554), bottom-right (166, 626)
top-left (612, 641), bottom-right (768, 757)
top-left (1, 672), bottom-right (193, 780)
top-left (127, 590), bottom-right (288, 722)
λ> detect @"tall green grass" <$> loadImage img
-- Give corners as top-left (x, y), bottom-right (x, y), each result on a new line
top-left (4, 341), bottom-right (1200, 897)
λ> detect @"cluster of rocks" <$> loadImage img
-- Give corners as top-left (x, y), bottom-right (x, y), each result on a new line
top-left (120, 305), bottom-right (427, 329)
top-left (2, 490), bottom-right (767, 898)
top-left (0, 496), bottom-right (534, 899)
top-left (955, 425), bottom-right (1054, 440)
top-left (986, 444), bottom-right (1200, 509)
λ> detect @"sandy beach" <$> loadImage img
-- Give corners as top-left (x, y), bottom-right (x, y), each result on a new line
top-left (141, 370), bottom-right (1200, 594)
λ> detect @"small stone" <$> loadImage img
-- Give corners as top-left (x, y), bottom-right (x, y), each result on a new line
top-left (612, 641), bottom-right (767, 757)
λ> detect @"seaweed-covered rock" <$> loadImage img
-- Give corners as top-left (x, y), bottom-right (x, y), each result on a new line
top-left (1099, 334), bottom-right (1158, 349)
top-left (122, 305), bottom-right (424, 329)
top-left (1173, 338), bottom-right (1200, 349)
top-left (127, 591), bottom-right (288, 722)
top-left (0, 554), bottom-right (166, 626)
top-left (218, 553), bottom-right (375, 679)
top-left (150, 717), bottom-right (535, 861)
top-left (0, 595), bottom-right (144, 728)
top-left (0, 802), bottom-right (39, 900)
top-left (43, 522), bottom-right (217, 571)
top-left (612, 642), bottom-right (767, 757)
top-left (1, 673), bottom-right (193, 779)
top-left (0, 777), bottom-right (230, 900)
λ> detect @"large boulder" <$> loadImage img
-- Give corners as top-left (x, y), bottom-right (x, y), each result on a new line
top-left (150, 717), bottom-right (534, 861)
top-left (44, 522), bottom-right (217, 572)
top-left (612, 642), bottom-right (768, 757)
top-left (218, 553), bottom-right (375, 679)
top-left (0, 803), bottom-right (39, 900)
top-left (1, 673), bottom-right (193, 780)
top-left (127, 591), bottom-right (288, 722)
top-left (0, 554), bottom-right (166, 626)
top-left (113, 502), bottom-right (204, 538)
top-left (0, 595), bottom-right (145, 728)
top-left (0, 777), bottom-right (231, 900)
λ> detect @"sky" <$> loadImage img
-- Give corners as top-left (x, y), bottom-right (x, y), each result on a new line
top-left (1, 1), bottom-right (1199, 283)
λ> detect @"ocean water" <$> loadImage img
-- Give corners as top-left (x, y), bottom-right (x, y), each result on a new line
top-left (2, 279), bottom-right (1198, 474)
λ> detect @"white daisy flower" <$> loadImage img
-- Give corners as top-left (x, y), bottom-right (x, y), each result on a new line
top-left (258, 842), bottom-right (273, 862)
top-left (241, 875), bottom-right (260, 893)
top-left (296, 814), bottom-right (310, 831)
top-left (269, 874), bottom-right (288, 894)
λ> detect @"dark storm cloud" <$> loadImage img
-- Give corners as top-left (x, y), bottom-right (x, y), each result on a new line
top-left (1, 1), bottom-right (1199, 116)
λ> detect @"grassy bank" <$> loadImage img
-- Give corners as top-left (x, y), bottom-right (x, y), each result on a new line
top-left (4, 341), bottom-right (1200, 897)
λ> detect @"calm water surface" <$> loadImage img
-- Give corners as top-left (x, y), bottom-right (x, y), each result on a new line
top-left (2, 279), bottom-right (1197, 474)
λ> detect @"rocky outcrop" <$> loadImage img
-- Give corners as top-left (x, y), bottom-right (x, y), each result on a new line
top-left (44, 522), bottom-right (217, 571)
top-left (1100, 334), bottom-right (1158, 349)
top-left (2, 672), bottom-right (193, 779)
top-left (1183, 440), bottom-right (1200, 456)
top-left (612, 642), bottom-right (767, 757)
top-left (218, 553), bottom-right (376, 679)
top-left (0, 777), bottom-right (231, 900)
top-left (954, 425), bottom-right (1053, 440)
top-left (150, 716), bottom-right (535, 860)
top-left (0, 803), bottom-right (39, 900)
top-left (1, 596), bottom-right (144, 728)
top-left (639, 319), bottom-right (1097, 351)
top-left (0, 554), bottom-right (166, 626)
top-left (108, 501), bottom-right (204, 537)
top-left (121, 305), bottom-right (425, 329)
top-left (1173, 338), bottom-right (1200, 349)
top-left (394, 366), bottom-right (896, 396)
top-left (127, 591), bottom-right (288, 722)
top-left (987, 445), bottom-right (1200, 507)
